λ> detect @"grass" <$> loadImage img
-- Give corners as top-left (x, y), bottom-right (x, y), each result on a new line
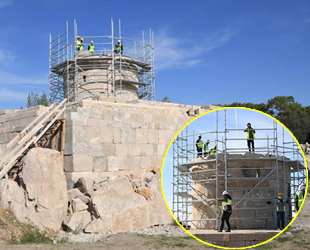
top-left (254, 243), bottom-right (277, 250)
top-left (138, 235), bottom-right (197, 249)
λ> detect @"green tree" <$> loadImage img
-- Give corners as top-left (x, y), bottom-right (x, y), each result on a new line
top-left (26, 91), bottom-right (49, 108)
top-left (220, 96), bottom-right (310, 144)
top-left (161, 96), bottom-right (171, 103)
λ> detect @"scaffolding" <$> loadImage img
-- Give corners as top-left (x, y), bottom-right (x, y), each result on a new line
top-left (49, 19), bottom-right (155, 104)
top-left (172, 110), bottom-right (307, 230)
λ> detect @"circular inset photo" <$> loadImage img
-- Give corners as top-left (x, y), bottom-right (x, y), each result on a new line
top-left (161, 107), bottom-right (308, 249)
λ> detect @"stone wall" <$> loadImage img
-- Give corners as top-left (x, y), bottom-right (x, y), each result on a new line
top-left (190, 153), bottom-right (292, 230)
top-left (0, 106), bottom-right (48, 154)
top-left (64, 97), bottom-right (215, 186)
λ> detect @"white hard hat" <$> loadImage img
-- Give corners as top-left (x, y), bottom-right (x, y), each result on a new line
top-left (299, 185), bottom-right (305, 191)
top-left (198, 134), bottom-right (201, 137)
top-left (118, 40), bottom-right (121, 42)
top-left (222, 191), bottom-right (229, 195)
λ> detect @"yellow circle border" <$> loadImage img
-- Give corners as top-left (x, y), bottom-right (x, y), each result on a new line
top-left (160, 107), bottom-right (308, 249)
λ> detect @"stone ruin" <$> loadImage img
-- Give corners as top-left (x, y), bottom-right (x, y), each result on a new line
top-left (190, 152), bottom-right (293, 230)
top-left (0, 96), bottom-right (217, 232)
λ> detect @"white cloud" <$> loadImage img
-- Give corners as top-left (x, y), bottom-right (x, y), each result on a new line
top-left (0, 0), bottom-right (13, 8)
top-left (0, 49), bottom-right (17, 65)
top-left (155, 29), bottom-right (238, 70)
top-left (0, 88), bottom-right (26, 101)
top-left (0, 70), bottom-right (47, 85)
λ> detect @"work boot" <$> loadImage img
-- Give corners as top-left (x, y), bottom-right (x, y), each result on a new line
top-left (225, 230), bottom-right (231, 232)
top-left (218, 229), bottom-right (222, 232)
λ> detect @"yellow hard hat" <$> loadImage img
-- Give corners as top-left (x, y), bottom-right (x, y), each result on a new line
top-left (81, 38), bottom-right (84, 41)
top-left (278, 192), bottom-right (283, 196)
top-left (214, 145), bottom-right (217, 148)
top-left (90, 41), bottom-right (94, 43)
top-left (206, 140), bottom-right (210, 142)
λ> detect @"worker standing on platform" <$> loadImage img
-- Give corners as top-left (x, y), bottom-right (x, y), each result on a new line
top-left (80, 38), bottom-right (84, 51)
top-left (276, 192), bottom-right (288, 230)
top-left (196, 135), bottom-right (203, 158)
top-left (204, 140), bottom-right (210, 157)
top-left (295, 185), bottom-right (305, 213)
top-left (88, 41), bottom-right (95, 54)
top-left (210, 144), bottom-right (217, 154)
top-left (214, 191), bottom-right (232, 232)
top-left (114, 40), bottom-right (123, 54)
top-left (244, 123), bottom-right (255, 152)
top-left (76, 36), bottom-right (82, 51)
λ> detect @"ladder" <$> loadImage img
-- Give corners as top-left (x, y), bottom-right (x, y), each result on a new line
top-left (0, 99), bottom-right (67, 180)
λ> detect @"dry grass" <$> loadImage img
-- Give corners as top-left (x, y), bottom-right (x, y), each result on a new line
top-left (0, 208), bottom-right (53, 244)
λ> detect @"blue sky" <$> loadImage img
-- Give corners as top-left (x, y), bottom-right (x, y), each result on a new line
top-left (162, 108), bottom-right (306, 210)
top-left (0, 0), bottom-right (310, 109)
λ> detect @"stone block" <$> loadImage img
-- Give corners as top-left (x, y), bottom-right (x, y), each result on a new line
top-left (107, 156), bottom-right (118, 171)
top-left (73, 126), bottom-right (85, 143)
top-left (140, 156), bottom-right (152, 169)
top-left (158, 144), bottom-right (168, 156)
top-left (127, 144), bottom-right (141, 156)
top-left (120, 126), bottom-right (136, 144)
top-left (102, 143), bottom-right (116, 156)
top-left (72, 154), bottom-right (94, 172)
top-left (66, 112), bottom-right (79, 120)
top-left (151, 156), bottom-right (163, 168)
top-left (93, 156), bottom-right (107, 172)
top-left (136, 128), bottom-right (148, 144)
top-left (113, 128), bottom-right (120, 143)
top-left (140, 144), bottom-right (153, 156)
top-left (148, 129), bottom-right (159, 144)
top-left (115, 144), bottom-right (128, 156)
top-left (64, 155), bottom-right (74, 172)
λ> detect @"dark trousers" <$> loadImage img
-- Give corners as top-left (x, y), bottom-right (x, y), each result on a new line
top-left (277, 211), bottom-right (285, 229)
top-left (220, 211), bottom-right (232, 231)
top-left (197, 148), bottom-right (202, 158)
top-left (247, 139), bottom-right (255, 152)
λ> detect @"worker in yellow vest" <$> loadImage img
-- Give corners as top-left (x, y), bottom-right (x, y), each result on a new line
top-left (76, 36), bottom-right (82, 51)
top-left (276, 192), bottom-right (288, 230)
top-left (204, 139), bottom-right (210, 157)
top-left (88, 41), bottom-right (95, 54)
top-left (114, 40), bottom-right (123, 54)
top-left (210, 144), bottom-right (217, 154)
top-left (196, 135), bottom-right (203, 158)
top-left (214, 191), bottom-right (233, 232)
top-left (295, 185), bottom-right (305, 213)
top-left (80, 38), bottom-right (84, 51)
top-left (244, 122), bottom-right (255, 152)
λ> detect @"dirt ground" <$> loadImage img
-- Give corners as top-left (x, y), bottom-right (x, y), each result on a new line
top-left (0, 230), bottom-right (309, 250)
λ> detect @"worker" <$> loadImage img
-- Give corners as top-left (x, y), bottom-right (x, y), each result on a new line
top-left (114, 40), bottom-right (123, 54)
top-left (214, 191), bottom-right (232, 232)
top-left (210, 145), bottom-right (217, 154)
top-left (295, 185), bottom-right (305, 213)
top-left (244, 123), bottom-right (255, 152)
top-left (88, 41), bottom-right (95, 54)
top-left (76, 36), bottom-right (82, 51)
top-left (79, 38), bottom-right (84, 51)
top-left (204, 140), bottom-right (210, 157)
top-left (276, 192), bottom-right (288, 230)
top-left (196, 135), bottom-right (203, 158)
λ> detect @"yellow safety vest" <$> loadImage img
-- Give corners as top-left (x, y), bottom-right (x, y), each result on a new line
top-left (89, 44), bottom-right (95, 53)
top-left (222, 199), bottom-right (232, 212)
top-left (76, 40), bottom-right (81, 50)
top-left (246, 130), bottom-right (256, 139)
top-left (276, 199), bottom-right (286, 212)
top-left (80, 43), bottom-right (84, 51)
top-left (197, 139), bottom-right (203, 149)
top-left (297, 192), bottom-right (304, 208)
top-left (210, 148), bottom-right (217, 154)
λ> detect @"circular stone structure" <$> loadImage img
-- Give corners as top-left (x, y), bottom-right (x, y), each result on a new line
top-left (61, 51), bottom-right (146, 102)
top-left (190, 152), bottom-right (293, 230)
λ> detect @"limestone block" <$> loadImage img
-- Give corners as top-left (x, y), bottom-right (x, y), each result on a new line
top-left (130, 113), bottom-right (145, 123)
top-left (158, 144), bottom-right (168, 156)
top-left (116, 156), bottom-right (132, 171)
top-left (140, 144), bottom-right (153, 156)
top-left (128, 144), bottom-right (141, 156)
top-left (115, 144), bottom-right (128, 156)
top-left (64, 155), bottom-right (74, 172)
top-left (63, 211), bottom-right (92, 232)
top-left (72, 125), bottom-right (85, 143)
top-left (72, 198), bottom-right (89, 212)
top-left (148, 129), bottom-right (159, 144)
top-left (107, 156), bottom-right (118, 171)
top-left (120, 126), bottom-right (136, 144)
top-left (142, 172), bottom-right (154, 183)
top-left (71, 154), bottom-right (94, 172)
top-left (113, 128), bottom-right (121, 143)
top-left (140, 156), bottom-right (152, 169)
top-left (93, 156), bottom-right (107, 172)
top-left (102, 143), bottom-right (116, 156)
top-left (67, 188), bottom-right (90, 204)
top-left (66, 111), bottom-right (79, 120)
top-left (147, 122), bottom-right (155, 129)
top-left (136, 129), bottom-right (148, 144)
top-left (75, 177), bottom-right (94, 197)
top-left (151, 156), bottom-right (163, 168)
top-left (84, 126), bottom-right (113, 143)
